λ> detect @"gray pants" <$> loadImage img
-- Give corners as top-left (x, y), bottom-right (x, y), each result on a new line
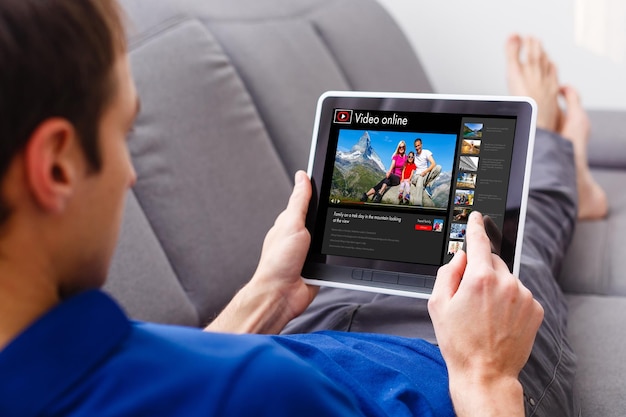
top-left (411, 164), bottom-right (442, 206)
top-left (283, 130), bottom-right (579, 416)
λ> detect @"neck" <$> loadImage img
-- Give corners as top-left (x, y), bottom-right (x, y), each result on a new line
top-left (0, 248), bottom-right (60, 351)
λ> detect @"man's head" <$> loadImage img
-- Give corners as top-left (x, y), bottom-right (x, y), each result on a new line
top-left (414, 138), bottom-right (423, 154)
top-left (0, 0), bottom-right (127, 224)
top-left (0, 0), bottom-right (139, 294)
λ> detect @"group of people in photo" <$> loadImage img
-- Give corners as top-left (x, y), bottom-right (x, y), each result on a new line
top-left (361, 138), bottom-right (441, 206)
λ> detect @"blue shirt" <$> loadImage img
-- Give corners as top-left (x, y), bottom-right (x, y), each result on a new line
top-left (0, 290), bottom-right (454, 416)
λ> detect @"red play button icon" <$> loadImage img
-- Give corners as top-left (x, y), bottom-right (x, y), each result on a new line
top-left (334, 109), bottom-right (353, 124)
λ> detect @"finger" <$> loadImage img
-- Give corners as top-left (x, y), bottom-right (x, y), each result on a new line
top-left (432, 250), bottom-right (467, 301)
top-left (464, 211), bottom-right (494, 270)
top-left (285, 171), bottom-right (312, 223)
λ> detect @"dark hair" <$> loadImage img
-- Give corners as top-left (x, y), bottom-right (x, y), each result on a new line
top-left (414, 138), bottom-right (422, 145)
top-left (0, 0), bottom-right (126, 224)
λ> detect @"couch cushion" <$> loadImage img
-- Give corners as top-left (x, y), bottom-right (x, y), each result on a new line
top-left (560, 168), bottom-right (626, 295)
top-left (105, 192), bottom-right (198, 325)
top-left (587, 110), bottom-right (626, 169)
top-left (108, 18), bottom-right (293, 325)
top-left (110, 0), bottom-right (435, 324)
top-left (567, 294), bottom-right (626, 417)
top-left (207, 0), bottom-right (433, 174)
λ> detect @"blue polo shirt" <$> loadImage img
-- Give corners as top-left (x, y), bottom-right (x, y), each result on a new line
top-left (0, 290), bottom-right (454, 416)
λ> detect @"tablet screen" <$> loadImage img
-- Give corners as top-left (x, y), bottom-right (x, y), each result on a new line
top-left (304, 92), bottom-right (535, 298)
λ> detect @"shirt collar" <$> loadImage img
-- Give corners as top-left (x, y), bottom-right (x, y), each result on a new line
top-left (0, 290), bottom-right (131, 416)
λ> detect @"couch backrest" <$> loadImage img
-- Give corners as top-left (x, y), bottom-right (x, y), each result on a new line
top-left (105, 0), bottom-right (434, 326)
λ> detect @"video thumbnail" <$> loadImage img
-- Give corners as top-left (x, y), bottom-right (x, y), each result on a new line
top-left (456, 172), bottom-right (477, 189)
top-left (453, 207), bottom-right (472, 221)
top-left (448, 240), bottom-right (463, 255)
top-left (461, 139), bottom-right (481, 155)
top-left (454, 189), bottom-right (474, 206)
top-left (463, 123), bottom-right (483, 139)
top-left (329, 129), bottom-right (457, 209)
top-left (450, 223), bottom-right (467, 239)
top-left (459, 156), bottom-right (480, 172)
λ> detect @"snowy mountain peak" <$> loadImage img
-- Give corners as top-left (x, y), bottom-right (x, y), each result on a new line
top-left (351, 131), bottom-right (372, 156)
top-left (337, 131), bottom-right (385, 172)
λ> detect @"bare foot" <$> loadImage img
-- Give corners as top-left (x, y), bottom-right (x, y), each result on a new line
top-left (505, 34), bottom-right (562, 131)
top-left (506, 34), bottom-right (608, 220)
top-left (559, 86), bottom-right (608, 220)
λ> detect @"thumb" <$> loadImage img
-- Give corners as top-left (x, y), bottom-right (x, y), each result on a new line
top-left (285, 171), bottom-right (312, 223)
top-left (432, 250), bottom-right (467, 301)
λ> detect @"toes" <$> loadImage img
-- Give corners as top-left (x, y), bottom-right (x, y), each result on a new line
top-left (524, 36), bottom-right (538, 64)
top-left (559, 85), bottom-right (590, 144)
top-left (505, 34), bottom-right (525, 94)
top-left (505, 34), bottom-right (522, 70)
top-left (505, 34), bottom-right (522, 62)
top-left (561, 85), bottom-right (582, 108)
top-left (560, 85), bottom-right (587, 120)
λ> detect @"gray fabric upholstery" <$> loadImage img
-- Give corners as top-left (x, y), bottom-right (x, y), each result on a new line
top-left (108, 0), bottom-right (433, 325)
top-left (560, 169), bottom-right (626, 295)
top-left (586, 110), bottom-right (626, 168)
top-left (105, 0), bottom-right (625, 414)
top-left (567, 294), bottom-right (626, 417)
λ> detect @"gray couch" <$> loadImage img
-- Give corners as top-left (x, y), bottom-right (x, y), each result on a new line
top-left (107, 0), bottom-right (625, 415)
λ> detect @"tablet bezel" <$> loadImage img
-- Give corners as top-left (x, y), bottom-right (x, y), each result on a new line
top-left (303, 91), bottom-right (537, 298)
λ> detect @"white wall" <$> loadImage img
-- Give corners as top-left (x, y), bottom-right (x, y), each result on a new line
top-left (377, 0), bottom-right (626, 110)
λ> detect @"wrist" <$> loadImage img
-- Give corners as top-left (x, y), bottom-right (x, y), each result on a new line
top-left (448, 373), bottom-right (524, 417)
top-left (206, 278), bottom-right (292, 334)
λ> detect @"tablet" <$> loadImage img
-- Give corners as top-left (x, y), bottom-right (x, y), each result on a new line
top-left (302, 91), bottom-right (536, 299)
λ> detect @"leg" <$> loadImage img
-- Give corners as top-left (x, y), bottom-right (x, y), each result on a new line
top-left (423, 165), bottom-right (441, 188)
top-left (412, 174), bottom-right (425, 206)
top-left (504, 33), bottom-right (613, 415)
top-left (517, 129), bottom-right (579, 416)
top-left (401, 180), bottom-right (411, 203)
top-left (398, 180), bottom-right (407, 201)
top-left (363, 178), bottom-right (388, 202)
top-left (286, 33), bottom-right (595, 417)
top-left (506, 34), bottom-right (607, 220)
top-left (379, 175), bottom-right (400, 198)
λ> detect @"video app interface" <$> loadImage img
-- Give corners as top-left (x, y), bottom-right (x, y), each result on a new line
top-left (318, 108), bottom-right (516, 267)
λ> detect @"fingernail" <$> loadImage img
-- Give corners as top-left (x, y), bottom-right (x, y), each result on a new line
top-left (295, 171), bottom-right (306, 184)
top-left (469, 211), bottom-right (482, 220)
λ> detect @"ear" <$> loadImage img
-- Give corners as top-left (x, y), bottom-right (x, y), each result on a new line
top-left (24, 118), bottom-right (82, 213)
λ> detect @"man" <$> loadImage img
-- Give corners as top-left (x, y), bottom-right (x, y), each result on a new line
top-left (412, 138), bottom-right (442, 204)
top-left (0, 1), bottom-right (600, 416)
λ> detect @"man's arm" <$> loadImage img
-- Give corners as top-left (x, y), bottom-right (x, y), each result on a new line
top-left (206, 171), bottom-right (318, 334)
top-left (428, 212), bottom-right (544, 417)
top-left (421, 154), bottom-right (436, 176)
